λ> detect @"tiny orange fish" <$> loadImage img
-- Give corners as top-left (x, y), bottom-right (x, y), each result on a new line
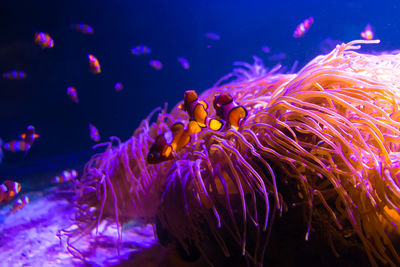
top-left (52, 169), bottom-right (78, 184)
top-left (88, 54), bottom-right (101, 74)
top-left (3, 140), bottom-right (28, 152)
top-left (361, 24), bottom-right (374, 40)
top-left (34, 32), bottom-right (54, 49)
top-left (149, 60), bottom-right (162, 70)
top-left (2, 71), bottom-right (26, 80)
top-left (67, 87), bottom-right (79, 103)
top-left (213, 93), bottom-right (247, 129)
top-left (8, 195), bottom-right (29, 214)
top-left (20, 125), bottom-right (39, 154)
top-left (178, 57), bottom-right (190, 69)
top-left (114, 82), bottom-right (123, 92)
top-left (293, 17), bottom-right (314, 38)
top-left (71, 23), bottom-right (94, 34)
top-left (0, 180), bottom-right (21, 203)
top-left (89, 124), bottom-right (100, 142)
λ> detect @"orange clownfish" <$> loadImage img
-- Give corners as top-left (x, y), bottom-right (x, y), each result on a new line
top-left (8, 195), bottom-right (29, 214)
top-left (88, 54), bottom-right (101, 74)
top-left (213, 93), bottom-right (248, 129)
top-left (0, 180), bottom-right (21, 203)
top-left (361, 24), bottom-right (374, 40)
top-left (147, 121), bottom-right (201, 164)
top-left (34, 32), bottom-right (54, 49)
top-left (293, 17), bottom-right (314, 38)
top-left (179, 90), bottom-right (224, 131)
top-left (20, 125), bottom-right (39, 154)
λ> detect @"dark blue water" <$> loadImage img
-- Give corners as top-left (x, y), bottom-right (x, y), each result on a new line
top-left (1, 0), bottom-right (400, 168)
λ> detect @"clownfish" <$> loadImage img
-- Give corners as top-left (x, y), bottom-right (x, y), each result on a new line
top-left (34, 32), bottom-right (54, 49)
top-left (67, 86), bottom-right (79, 103)
top-left (213, 93), bottom-right (248, 129)
top-left (88, 54), bottom-right (101, 74)
top-left (8, 195), bottom-right (29, 215)
top-left (71, 23), bottom-right (94, 34)
top-left (149, 60), bottom-right (162, 70)
top-left (3, 140), bottom-right (27, 152)
top-left (179, 90), bottom-right (224, 131)
top-left (361, 24), bottom-right (374, 40)
top-left (293, 17), bottom-right (314, 38)
top-left (147, 121), bottom-right (201, 164)
top-left (89, 124), bottom-right (100, 142)
top-left (52, 169), bottom-right (78, 184)
top-left (131, 45), bottom-right (151, 55)
top-left (177, 57), bottom-right (190, 69)
top-left (2, 71), bottom-right (26, 80)
top-left (20, 125), bottom-right (39, 154)
top-left (0, 180), bottom-right (21, 203)
top-left (114, 82), bottom-right (123, 92)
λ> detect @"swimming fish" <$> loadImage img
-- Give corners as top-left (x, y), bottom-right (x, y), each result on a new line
top-left (205, 32), bottom-right (220, 40)
top-left (114, 82), bottom-right (123, 92)
top-left (179, 90), bottom-right (224, 131)
top-left (3, 140), bottom-right (27, 152)
top-left (34, 32), bottom-right (54, 49)
top-left (131, 45), bottom-right (151, 55)
top-left (213, 93), bottom-right (248, 129)
top-left (88, 54), bottom-right (101, 74)
top-left (147, 121), bottom-right (201, 164)
top-left (361, 24), bottom-right (374, 40)
top-left (268, 52), bottom-right (287, 61)
top-left (293, 17), bottom-right (314, 38)
top-left (0, 180), bottom-right (21, 203)
top-left (177, 57), bottom-right (190, 69)
top-left (2, 71), bottom-right (26, 80)
top-left (149, 60), bottom-right (162, 70)
top-left (89, 124), bottom-right (100, 142)
top-left (261, 46), bottom-right (271, 53)
top-left (67, 87), bottom-right (79, 103)
top-left (8, 195), bottom-right (29, 214)
top-left (71, 23), bottom-right (94, 34)
top-left (20, 125), bottom-right (39, 154)
top-left (52, 169), bottom-right (78, 184)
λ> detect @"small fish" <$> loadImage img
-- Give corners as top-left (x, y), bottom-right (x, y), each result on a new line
top-left (51, 169), bottom-right (78, 184)
top-left (67, 87), bottom-right (79, 103)
top-left (2, 71), bottom-right (26, 80)
top-left (34, 32), bottom-right (54, 49)
top-left (89, 124), bottom-right (100, 142)
top-left (131, 45), bottom-right (151, 55)
top-left (177, 57), bottom-right (190, 69)
top-left (0, 180), bottom-right (21, 203)
top-left (20, 125), bottom-right (39, 154)
top-left (179, 90), bottom-right (224, 130)
top-left (71, 23), bottom-right (94, 34)
top-left (205, 32), bottom-right (220, 40)
top-left (268, 52), bottom-right (287, 61)
top-left (361, 24), bottom-right (374, 40)
top-left (293, 17), bottom-right (314, 38)
top-left (114, 82), bottom-right (123, 92)
top-left (147, 121), bottom-right (201, 164)
top-left (149, 60), bottom-right (162, 70)
top-left (87, 54), bottom-right (101, 74)
top-left (3, 140), bottom-right (28, 152)
top-left (8, 196), bottom-right (29, 214)
top-left (213, 93), bottom-right (248, 129)
top-left (261, 46), bottom-right (271, 53)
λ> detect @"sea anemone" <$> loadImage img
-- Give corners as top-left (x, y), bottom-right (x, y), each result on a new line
top-left (64, 39), bottom-right (400, 266)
